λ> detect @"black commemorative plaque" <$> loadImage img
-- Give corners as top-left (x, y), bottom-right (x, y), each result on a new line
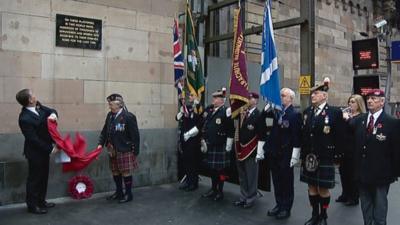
top-left (56, 14), bottom-right (102, 50)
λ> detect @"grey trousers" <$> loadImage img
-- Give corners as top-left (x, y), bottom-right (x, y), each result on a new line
top-left (359, 184), bottom-right (390, 225)
top-left (236, 156), bottom-right (259, 204)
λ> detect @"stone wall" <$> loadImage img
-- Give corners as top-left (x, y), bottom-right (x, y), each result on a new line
top-left (0, 0), bottom-right (183, 205)
top-left (244, 0), bottom-right (400, 106)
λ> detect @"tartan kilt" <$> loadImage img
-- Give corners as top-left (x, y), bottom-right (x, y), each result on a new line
top-left (300, 160), bottom-right (335, 189)
top-left (109, 151), bottom-right (138, 175)
top-left (206, 145), bottom-right (230, 170)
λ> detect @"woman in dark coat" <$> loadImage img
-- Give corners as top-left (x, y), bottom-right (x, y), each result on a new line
top-left (337, 94), bottom-right (366, 206)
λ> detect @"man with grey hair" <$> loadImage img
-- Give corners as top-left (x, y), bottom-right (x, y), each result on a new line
top-left (300, 78), bottom-right (345, 225)
top-left (352, 89), bottom-right (400, 225)
top-left (263, 87), bottom-right (302, 219)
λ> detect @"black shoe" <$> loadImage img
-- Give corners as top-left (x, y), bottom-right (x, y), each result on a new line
top-left (213, 192), bottom-right (224, 201)
top-left (39, 201), bottom-right (56, 208)
top-left (106, 192), bottom-right (123, 201)
top-left (335, 195), bottom-right (347, 203)
top-left (345, 199), bottom-right (359, 206)
top-left (267, 206), bottom-right (280, 216)
top-left (178, 182), bottom-right (189, 190)
top-left (276, 210), bottom-right (290, 220)
top-left (27, 206), bottom-right (47, 214)
top-left (318, 217), bottom-right (327, 225)
top-left (304, 216), bottom-right (319, 225)
top-left (118, 194), bottom-right (133, 203)
top-left (243, 202), bottom-right (254, 209)
top-left (233, 200), bottom-right (245, 207)
top-left (185, 185), bottom-right (198, 192)
top-left (201, 189), bottom-right (216, 198)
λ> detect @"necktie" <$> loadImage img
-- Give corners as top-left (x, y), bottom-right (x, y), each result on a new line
top-left (367, 115), bottom-right (374, 134)
top-left (314, 107), bottom-right (319, 115)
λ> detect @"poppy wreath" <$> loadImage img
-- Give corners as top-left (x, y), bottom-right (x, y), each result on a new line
top-left (68, 175), bottom-right (94, 199)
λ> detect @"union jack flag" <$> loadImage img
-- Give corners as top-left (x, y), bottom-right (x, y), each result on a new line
top-left (173, 18), bottom-right (185, 97)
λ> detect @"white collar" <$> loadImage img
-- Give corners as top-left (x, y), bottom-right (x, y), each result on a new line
top-left (314, 102), bottom-right (327, 115)
top-left (248, 106), bottom-right (256, 115)
top-left (26, 106), bottom-right (39, 115)
top-left (114, 108), bottom-right (123, 118)
top-left (367, 108), bottom-right (383, 125)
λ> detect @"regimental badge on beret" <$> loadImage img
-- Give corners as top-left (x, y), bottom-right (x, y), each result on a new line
top-left (212, 87), bottom-right (226, 98)
top-left (107, 93), bottom-right (124, 102)
top-left (311, 77), bottom-right (330, 93)
top-left (248, 92), bottom-right (259, 99)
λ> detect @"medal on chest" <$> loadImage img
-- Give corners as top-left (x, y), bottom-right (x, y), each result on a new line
top-left (216, 118), bottom-right (221, 125)
top-left (323, 115), bottom-right (330, 134)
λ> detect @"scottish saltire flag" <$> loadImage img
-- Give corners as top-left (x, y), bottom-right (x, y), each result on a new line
top-left (229, 7), bottom-right (249, 119)
top-left (173, 18), bottom-right (185, 97)
top-left (260, 0), bottom-right (281, 107)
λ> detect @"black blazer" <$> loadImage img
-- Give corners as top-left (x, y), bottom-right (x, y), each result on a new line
top-left (353, 112), bottom-right (400, 185)
top-left (202, 105), bottom-right (234, 146)
top-left (239, 108), bottom-right (263, 144)
top-left (265, 105), bottom-right (302, 159)
top-left (301, 104), bottom-right (345, 163)
top-left (18, 104), bottom-right (57, 160)
top-left (99, 109), bottom-right (140, 155)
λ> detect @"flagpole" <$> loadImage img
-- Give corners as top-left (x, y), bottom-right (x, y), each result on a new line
top-left (238, 0), bottom-right (240, 8)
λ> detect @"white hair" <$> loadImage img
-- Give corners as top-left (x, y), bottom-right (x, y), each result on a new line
top-left (281, 87), bottom-right (295, 100)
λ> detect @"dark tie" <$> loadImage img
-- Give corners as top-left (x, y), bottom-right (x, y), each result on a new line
top-left (367, 115), bottom-right (374, 134)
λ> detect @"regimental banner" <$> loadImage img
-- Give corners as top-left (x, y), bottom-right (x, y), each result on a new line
top-left (229, 7), bottom-right (249, 119)
top-left (56, 14), bottom-right (102, 50)
top-left (185, 5), bottom-right (205, 112)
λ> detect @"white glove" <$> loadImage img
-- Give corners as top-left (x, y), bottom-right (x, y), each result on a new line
top-left (226, 107), bottom-right (232, 117)
top-left (290, 147), bottom-right (301, 167)
top-left (48, 113), bottom-right (58, 121)
top-left (255, 141), bottom-right (265, 162)
top-left (183, 127), bottom-right (199, 142)
top-left (225, 138), bottom-right (233, 152)
top-left (201, 139), bottom-right (207, 153)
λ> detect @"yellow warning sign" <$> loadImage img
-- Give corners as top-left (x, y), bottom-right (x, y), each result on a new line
top-left (299, 75), bottom-right (311, 95)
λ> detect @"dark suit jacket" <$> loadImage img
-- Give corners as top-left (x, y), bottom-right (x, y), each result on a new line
top-left (99, 109), bottom-right (140, 155)
top-left (265, 105), bottom-right (302, 159)
top-left (301, 104), bottom-right (345, 163)
top-left (18, 104), bottom-right (57, 160)
top-left (237, 107), bottom-right (263, 159)
top-left (353, 111), bottom-right (400, 186)
top-left (203, 105), bottom-right (234, 146)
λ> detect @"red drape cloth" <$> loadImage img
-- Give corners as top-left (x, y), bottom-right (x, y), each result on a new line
top-left (47, 119), bottom-right (102, 172)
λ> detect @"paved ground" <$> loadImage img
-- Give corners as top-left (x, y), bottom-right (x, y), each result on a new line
top-left (1, 168), bottom-right (399, 225)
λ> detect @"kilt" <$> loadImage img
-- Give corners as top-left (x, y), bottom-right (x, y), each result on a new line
top-left (109, 151), bottom-right (138, 175)
top-left (300, 160), bottom-right (335, 189)
top-left (206, 145), bottom-right (230, 170)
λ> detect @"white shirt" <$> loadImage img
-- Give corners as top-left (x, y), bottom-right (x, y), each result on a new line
top-left (26, 106), bottom-right (39, 116)
top-left (114, 108), bottom-right (123, 118)
top-left (248, 106), bottom-right (256, 115)
top-left (314, 102), bottom-right (327, 116)
top-left (366, 108), bottom-right (383, 127)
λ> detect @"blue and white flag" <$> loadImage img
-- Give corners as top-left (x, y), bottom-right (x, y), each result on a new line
top-left (260, 0), bottom-right (281, 107)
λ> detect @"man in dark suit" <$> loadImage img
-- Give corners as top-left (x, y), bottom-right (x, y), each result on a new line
top-left (300, 78), bottom-right (345, 225)
top-left (264, 88), bottom-right (302, 220)
top-left (16, 89), bottom-right (58, 214)
top-left (201, 88), bottom-right (234, 201)
top-left (232, 92), bottom-right (264, 209)
top-left (175, 93), bottom-right (202, 191)
top-left (352, 89), bottom-right (400, 225)
top-left (98, 94), bottom-right (140, 203)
